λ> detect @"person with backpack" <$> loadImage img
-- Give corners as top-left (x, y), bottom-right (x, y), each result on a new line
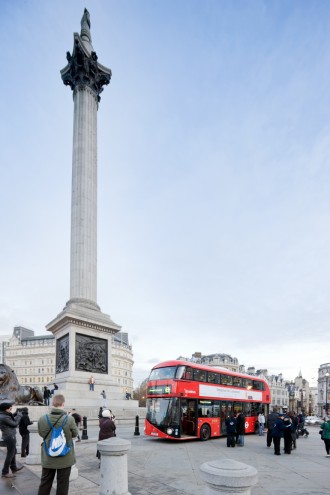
top-left (37, 394), bottom-right (78, 495)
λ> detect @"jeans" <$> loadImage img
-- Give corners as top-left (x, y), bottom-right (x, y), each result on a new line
top-left (89, 384), bottom-right (94, 391)
top-left (2, 436), bottom-right (17, 475)
top-left (37, 466), bottom-right (71, 495)
top-left (238, 434), bottom-right (245, 446)
top-left (259, 423), bottom-right (264, 435)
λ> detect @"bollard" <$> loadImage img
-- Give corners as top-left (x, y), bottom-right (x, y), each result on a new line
top-left (26, 422), bottom-right (41, 465)
top-left (82, 415), bottom-right (88, 440)
top-left (200, 459), bottom-right (258, 495)
top-left (98, 437), bottom-right (131, 495)
top-left (134, 415), bottom-right (140, 436)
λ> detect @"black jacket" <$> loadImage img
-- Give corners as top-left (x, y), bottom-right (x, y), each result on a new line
top-left (0, 410), bottom-right (22, 440)
top-left (236, 413), bottom-right (246, 435)
top-left (225, 416), bottom-right (237, 433)
top-left (19, 411), bottom-right (33, 435)
top-left (266, 411), bottom-right (278, 429)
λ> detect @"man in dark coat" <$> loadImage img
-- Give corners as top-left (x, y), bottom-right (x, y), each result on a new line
top-left (272, 414), bottom-right (285, 455)
top-left (225, 414), bottom-right (237, 447)
top-left (43, 387), bottom-right (51, 406)
top-left (266, 408), bottom-right (279, 447)
top-left (0, 401), bottom-right (24, 478)
top-left (236, 411), bottom-right (246, 446)
top-left (19, 407), bottom-right (33, 457)
top-left (283, 414), bottom-right (293, 454)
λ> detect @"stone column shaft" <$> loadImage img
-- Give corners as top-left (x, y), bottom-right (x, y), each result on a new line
top-left (70, 86), bottom-right (98, 303)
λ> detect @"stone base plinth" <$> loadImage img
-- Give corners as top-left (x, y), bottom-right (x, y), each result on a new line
top-left (46, 302), bottom-right (123, 402)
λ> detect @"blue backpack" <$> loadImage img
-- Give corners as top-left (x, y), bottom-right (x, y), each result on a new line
top-left (44, 415), bottom-right (71, 457)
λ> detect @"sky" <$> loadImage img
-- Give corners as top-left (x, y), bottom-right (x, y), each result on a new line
top-left (1, 0), bottom-right (330, 388)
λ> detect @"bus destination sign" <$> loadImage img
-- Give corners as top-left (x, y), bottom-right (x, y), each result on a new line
top-left (148, 385), bottom-right (172, 395)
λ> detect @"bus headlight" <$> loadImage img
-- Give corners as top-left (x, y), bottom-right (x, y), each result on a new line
top-left (166, 427), bottom-right (174, 435)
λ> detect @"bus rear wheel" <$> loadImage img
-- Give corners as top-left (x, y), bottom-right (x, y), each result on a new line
top-left (200, 424), bottom-right (211, 441)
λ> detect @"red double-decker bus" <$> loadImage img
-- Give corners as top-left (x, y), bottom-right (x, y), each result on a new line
top-left (145, 360), bottom-right (271, 441)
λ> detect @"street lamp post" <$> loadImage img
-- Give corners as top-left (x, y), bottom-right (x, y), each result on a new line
top-left (325, 372), bottom-right (329, 416)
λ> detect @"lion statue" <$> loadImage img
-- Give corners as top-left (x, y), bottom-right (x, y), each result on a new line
top-left (0, 363), bottom-right (44, 405)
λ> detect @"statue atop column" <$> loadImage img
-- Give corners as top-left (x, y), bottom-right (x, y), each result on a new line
top-left (80, 8), bottom-right (92, 45)
top-left (61, 9), bottom-right (111, 102)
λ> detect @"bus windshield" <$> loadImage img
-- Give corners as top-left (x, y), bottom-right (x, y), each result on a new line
top-left (146, 397), bottom-right (180, 427)
top-left (149, 366), bottom-right (177, 380)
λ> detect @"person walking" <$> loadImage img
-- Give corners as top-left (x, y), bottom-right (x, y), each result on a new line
top-left (258, 411), bottom-right (265, 436)
top-left (89, 375), bottom-right (95, 391)
top-left (272, 414), bottom-right (285, 455)
top-left (19, 407), bottom-right (33, 457)
top-left (37, 394), bottom-right (78, 495)
top-left (70, 409), bottom-right (82, 442)
top-left (96, 409), bottom-right (116, 460)
top-left (236, 410), bottom-right (246, 446)
top-left (266, 408), bottom-right (279, 447)
top-left (225, 414), bottom-right (237, 448)
top-left (320, 416), bottom-right (330, 457)
top-left (0, 401), bottom-right (24, 478)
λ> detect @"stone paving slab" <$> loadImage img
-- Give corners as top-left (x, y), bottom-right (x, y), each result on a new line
top-left (1, 425), bottom-right (330, 494)
top-left (0, 463), bottom-right (55, 495)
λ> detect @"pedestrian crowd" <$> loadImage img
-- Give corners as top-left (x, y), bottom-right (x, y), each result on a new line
top-left (223, 407), bottom-right (328, 458)
top-left (2, 397), bottom-right (330, 494)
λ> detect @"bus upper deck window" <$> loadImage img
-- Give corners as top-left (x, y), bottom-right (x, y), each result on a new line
top-left (176, 366), bottom-right (185, 379)
top-left (185, 367), bottom-right (192, 380)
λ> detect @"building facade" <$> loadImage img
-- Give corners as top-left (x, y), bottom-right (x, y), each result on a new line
top-left (111, 332), bottom-right (134, 398)
top-left (5, 333), bottom-right (56, 387)
top-left (317, 363), bottom-right (330, 417)
top-left (0, 334), bottom-right (11, 365)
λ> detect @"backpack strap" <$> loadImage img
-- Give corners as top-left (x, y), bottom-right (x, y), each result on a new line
top-left (43, 414), bottom-right (64, 441)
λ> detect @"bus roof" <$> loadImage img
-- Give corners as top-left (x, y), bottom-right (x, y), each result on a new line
top-left (151, 360), bottom-right (267, 382)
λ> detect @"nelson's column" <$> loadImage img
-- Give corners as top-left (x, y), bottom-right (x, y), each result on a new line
top-left (46, 9), bottom-right (122, 403)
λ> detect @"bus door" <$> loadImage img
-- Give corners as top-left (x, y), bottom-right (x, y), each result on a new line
top-left (181, 399), bottom-right (197, 436)
top-left (220, 401), bottom-right (234, 435)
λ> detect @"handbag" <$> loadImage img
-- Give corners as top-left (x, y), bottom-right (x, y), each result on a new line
top-left (319, 430), bottom-right (324, 440)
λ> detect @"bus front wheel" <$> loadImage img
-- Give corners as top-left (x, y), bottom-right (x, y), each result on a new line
top-left (200, 424), bottom-right (211, 441)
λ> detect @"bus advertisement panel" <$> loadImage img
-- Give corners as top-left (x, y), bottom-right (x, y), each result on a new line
top-left (145, 360), bottom-right (271, 441)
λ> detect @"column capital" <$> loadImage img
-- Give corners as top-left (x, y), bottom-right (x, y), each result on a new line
top-left (61, 32), bottom-right (111, 102)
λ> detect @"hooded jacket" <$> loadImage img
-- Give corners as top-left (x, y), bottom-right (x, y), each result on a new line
top-left (38, 408), bottom-right (78, 469)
